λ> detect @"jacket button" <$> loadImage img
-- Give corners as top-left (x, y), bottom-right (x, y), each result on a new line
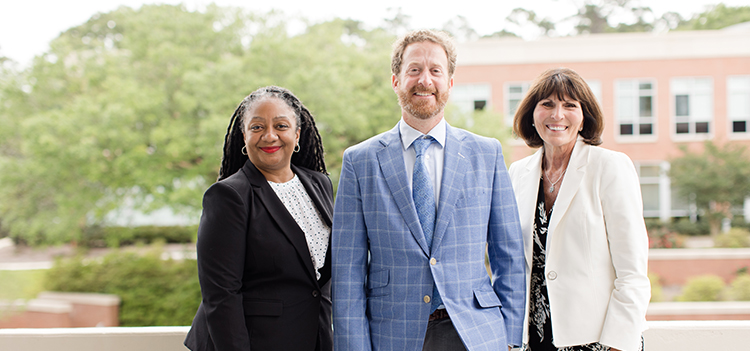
top-left (424, 295), bottom-right (431, 303)
top-left (430, 258), bottom-right (437, 265)
top-left (312, 290), bottom-right (320, 297)
top-left (547, 271), bottom-right (557, 280)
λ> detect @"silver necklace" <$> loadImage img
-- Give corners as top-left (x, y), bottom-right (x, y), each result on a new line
top-left (544, 168), bottom-right (567, 193)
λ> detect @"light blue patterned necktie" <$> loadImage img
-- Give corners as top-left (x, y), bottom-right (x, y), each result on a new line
top-left (412, 136), bottom-right (442, 313)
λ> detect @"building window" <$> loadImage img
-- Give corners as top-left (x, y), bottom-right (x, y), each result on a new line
top-left (728, 75), bottom-right (750, 136)
top-left (637, 163), bottom-right (661, 217)
top-left (615, 79), bottom-right (655, 138)
top-left (450, 83), bottom-right (492, 115)
top-left (505, 82), bottom-right (530, 127)
top-left (671, 77), bottom-right (713, 137)
top-left (586, 80), bottom-right (602, 104)
top-left (474, 100), bottom-right (487, 111)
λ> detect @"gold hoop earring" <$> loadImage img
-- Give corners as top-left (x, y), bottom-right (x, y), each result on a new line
top-left (241, 146), bottom-right (247, 155)
top-left (293, 143), bottom-right (300, 153)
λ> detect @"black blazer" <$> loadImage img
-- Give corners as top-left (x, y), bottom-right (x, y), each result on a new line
top-left (185, 160), bottom-right (333, 351)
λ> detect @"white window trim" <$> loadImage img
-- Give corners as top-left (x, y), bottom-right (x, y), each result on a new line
top-left (504, 81), bottom-right (530, 128)
top-left (449, 82), bottom-right (492, 113)
top-left (670, 76), bottom-right (714, 142)
top-left (614, 78), bottom-right (658, 144)
top-left (727, 75), bottom-right (750, 141)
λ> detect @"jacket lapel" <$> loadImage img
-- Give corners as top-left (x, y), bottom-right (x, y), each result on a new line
top-left (376, 126), bottom-right (431, 256)
top-left (241, 161), bottom-right (319, 286)
top-left (431, 125), bottom-right (468, 253)
top-left (547, 140), bottom-right (589, 243)
top-left (517, 149), bottom-right (544, 268)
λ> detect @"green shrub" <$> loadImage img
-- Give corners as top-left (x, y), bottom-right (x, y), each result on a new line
top-left (668, 218), bottom-right (710, 236)
top-left (714, 228), bottom-right (750, 248)
top-left (644, 218), bottom-right (665, 232)
top-left (731, 216), bottom-right (750, 231)
top-left (730, 274), bottom-right (750, 301)
top-left (648, 272), bottom-right (663, 302)
top-left (81, 225), bottom-right (198, 248)
top-left (677, 275), bottom-right (726, 302)
top-left (647, 227), bottom-right (684, 249)
top-left (44, 247), bottom-right (200, 326)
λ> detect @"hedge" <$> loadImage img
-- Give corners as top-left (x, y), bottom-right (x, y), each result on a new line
top-left (44, 247), bottom-right (200, 326)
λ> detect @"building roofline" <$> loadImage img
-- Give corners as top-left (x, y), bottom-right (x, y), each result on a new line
top-left (456, 27), bottom-right (750, 66)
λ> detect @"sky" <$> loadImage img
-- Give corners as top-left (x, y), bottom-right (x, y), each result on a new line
top-left (0, 0), bottom-right (746, 67)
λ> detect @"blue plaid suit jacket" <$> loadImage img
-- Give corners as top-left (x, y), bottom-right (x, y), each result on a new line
top-left (332, 123), bottom-right (525, 351)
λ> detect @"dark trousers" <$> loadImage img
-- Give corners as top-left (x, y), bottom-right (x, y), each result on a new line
top-left (422, 315), bottom-right (467, 351)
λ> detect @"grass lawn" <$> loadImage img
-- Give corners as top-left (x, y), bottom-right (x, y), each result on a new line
top-left (0, 270), bottom-right (46, 300)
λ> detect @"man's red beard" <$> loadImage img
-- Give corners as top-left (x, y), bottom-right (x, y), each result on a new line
top-left (398, 86), bottom-right (450, 120)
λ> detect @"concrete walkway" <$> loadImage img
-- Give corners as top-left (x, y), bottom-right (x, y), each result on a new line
top-left (0, 238), bottom-right (196, 271)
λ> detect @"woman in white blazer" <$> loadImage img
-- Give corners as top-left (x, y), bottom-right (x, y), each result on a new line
top-left (508, 68), bottom-right (650, 351)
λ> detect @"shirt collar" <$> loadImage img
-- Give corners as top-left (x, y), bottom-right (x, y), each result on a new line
top-left (399, 117), bottom-right (447, 151)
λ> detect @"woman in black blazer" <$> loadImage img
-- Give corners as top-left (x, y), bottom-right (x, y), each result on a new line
top-left (185, 86), bottom-right (333, 351)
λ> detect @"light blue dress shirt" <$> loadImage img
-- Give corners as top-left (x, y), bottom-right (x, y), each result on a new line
top-left (399, 117), bottom-right (446, 205)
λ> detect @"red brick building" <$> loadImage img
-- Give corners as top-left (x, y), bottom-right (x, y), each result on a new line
top-left (452, 24), bottom-right (750, 221)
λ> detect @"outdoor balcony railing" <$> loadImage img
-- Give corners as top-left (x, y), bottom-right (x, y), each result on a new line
top-left (1, 321), bottom-right (749, 351)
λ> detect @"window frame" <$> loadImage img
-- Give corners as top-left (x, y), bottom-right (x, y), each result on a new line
top-left (670, 76), bottom-right (714, 141)
top-left (728, 75), bottom-right (750, 140)
top-left (614, 78), bottom-right (658, 143)
top-left (449, 83), bottom-right (493, 116)
top-left (504, 81), bottom-right (530, 128)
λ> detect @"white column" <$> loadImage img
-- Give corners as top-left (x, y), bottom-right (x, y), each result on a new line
top-left (659, 162), bottom-right (671, 222)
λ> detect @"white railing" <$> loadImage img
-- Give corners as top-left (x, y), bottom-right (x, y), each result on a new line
top-left (0, 321), bottom-right (749, 351)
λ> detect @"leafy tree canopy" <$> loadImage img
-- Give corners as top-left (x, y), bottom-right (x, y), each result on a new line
top-left (0, 4), bottom-right (400, 244)
top-left (669, 142), bottom-right (750, 235)
top-left (676, 3), bottom-right (750, 30)
top-left (505, 1), bottom-right (750, 37)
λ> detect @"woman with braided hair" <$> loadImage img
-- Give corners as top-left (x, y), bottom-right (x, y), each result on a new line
top-left (185, 86), bottom-right (333, 351)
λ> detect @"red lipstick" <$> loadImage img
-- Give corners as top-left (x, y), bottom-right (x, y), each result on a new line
top-left (260, 146), bottom-right (281, 153)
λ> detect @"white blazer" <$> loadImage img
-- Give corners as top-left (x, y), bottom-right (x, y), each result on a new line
top-left (508, 139), bottom-right (650, 351)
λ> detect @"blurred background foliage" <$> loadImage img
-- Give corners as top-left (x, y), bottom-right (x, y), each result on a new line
top-left (0, 5), bottom-right (401, 245)
top-left (44, 247), bottom-right (200, 326)
top-left (1, 2), bottom-right (749, 246)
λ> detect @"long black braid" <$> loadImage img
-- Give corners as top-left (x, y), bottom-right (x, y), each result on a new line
top-left (218, 86), bottom-right (327, 181)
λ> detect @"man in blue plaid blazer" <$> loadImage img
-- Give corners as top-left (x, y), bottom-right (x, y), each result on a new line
top-left (331, 29), bottom-right (526, 351)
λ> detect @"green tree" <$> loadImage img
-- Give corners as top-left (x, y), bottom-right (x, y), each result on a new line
top-left (506, 1), bottom-right (658, 36)
top-left (0, 4), bottom-right (246, 244)
top-left (569, 0), bottom-right (658, 34)
top-left (677, 4), bottom-right (750, 30)
top-left (442, 15), bottom-right (479, 42)
top-left (0, 5), bottom-right (399, 245)
top-left (669, 142), bottom-right (750, 236)
top-left (506, 8), bottom-right (556, 36)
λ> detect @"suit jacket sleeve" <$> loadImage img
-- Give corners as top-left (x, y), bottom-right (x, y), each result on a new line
top-left (487, 140), bottom-right (526, 346)
top-left (195, 181), bottom-right (250, 351)
top-left (331, 148), bottom-right (373, 351)
top-left (598, 152), bottom-right (651, 351)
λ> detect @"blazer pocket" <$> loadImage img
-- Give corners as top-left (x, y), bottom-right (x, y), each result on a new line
top-left (456, 189), bottom-right (487, 207)
top-left (243, 298), bottom-right (283, 316)
top-left (473, 288), bottom-right (502, 309)
top-left (366, 269), bottom-right (390, 297)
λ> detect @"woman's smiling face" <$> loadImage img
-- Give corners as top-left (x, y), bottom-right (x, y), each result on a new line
top-left (533, 93), bottom-right (583, 151)
top-left (242, 97), bottom-right (300, 180)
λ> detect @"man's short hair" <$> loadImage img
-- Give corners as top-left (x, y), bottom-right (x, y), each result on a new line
top-left (391, 29), bottom-right (457, 77)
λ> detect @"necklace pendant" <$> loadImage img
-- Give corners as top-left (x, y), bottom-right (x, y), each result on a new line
top-left (549, 185), bottom-right (555, 193)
